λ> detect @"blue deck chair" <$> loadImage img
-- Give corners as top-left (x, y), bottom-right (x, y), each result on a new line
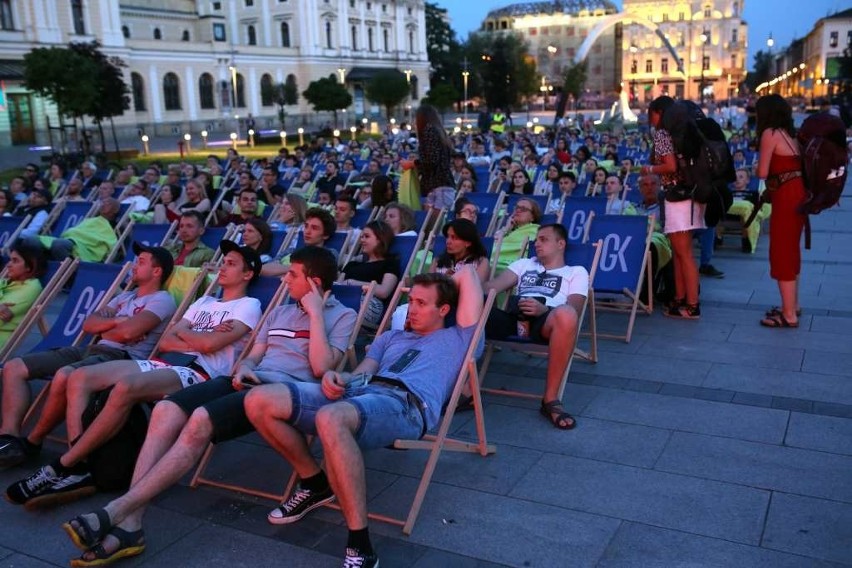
top-left (463, 191), bottom-right (504, 236)
top-left (350, 208), bottom-right (372, 229)
top-left (121, 222), bottom-right (177, 263)
top-left (585, 214), bottom-right (653, 343)
top-left (561, 196), bottom-right (607, 243)
top-left (200, 227), bottom-right (230, 251)
top-left (479, 240), bottom-right (602, 401)
top-left (506, 194), bottom-right (548, 217)
top-left (48, 202), bottom-right (95, 237)
top-left (0, 216), bottom-right (28, 253)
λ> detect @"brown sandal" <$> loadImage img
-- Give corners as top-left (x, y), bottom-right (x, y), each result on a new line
top-left (540, 400), bottom-right (576, 430)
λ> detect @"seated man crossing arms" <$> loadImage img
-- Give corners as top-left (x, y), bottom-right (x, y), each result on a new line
top-left (0, 243), bottom-right (177, 470)
top-left (242, 265), bottom-right (484, 567)
top-left (6, 241), bottom-right (262, 509)
top-left (58, 247), bottom-right (356, 566)
top-left (483, 223), bottom-right (589, 430)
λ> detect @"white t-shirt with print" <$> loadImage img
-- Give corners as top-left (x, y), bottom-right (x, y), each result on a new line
top-left (508, 257), bottom-right (589, 308)
top-left (180, 295), bottom-right (262, 377)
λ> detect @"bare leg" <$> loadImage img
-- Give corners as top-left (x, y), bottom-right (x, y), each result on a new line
top-left (26, 366), bottom-right (74, 445)
top-left (315, 403), bottom-right (367, 529)
top-left (778, 280), bottom-right (799, 324)
top-left (670, 231), bottom-right (699, 304)
top-left (60, 369), bottom-right (183, 468)
top-left (540, 306), bottom-right (579, 402)
top-left (1, 358), bottom-right (35, 436)
top-left (244, 385), bottom-right (320, 478)
top-left (63, 361), bottom-right (150, 441)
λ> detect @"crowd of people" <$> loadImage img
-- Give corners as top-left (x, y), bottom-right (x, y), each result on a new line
top-left (0, 93), bottom-right (825, 566)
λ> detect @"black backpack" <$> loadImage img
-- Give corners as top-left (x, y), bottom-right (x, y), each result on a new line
top-left (797, 112), bottom-right (848, 216)
top-left (81, 387), bottom-right (148, 491)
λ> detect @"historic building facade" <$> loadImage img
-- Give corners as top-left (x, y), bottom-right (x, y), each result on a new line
top-left (0, 0), bottom-right (429, 147)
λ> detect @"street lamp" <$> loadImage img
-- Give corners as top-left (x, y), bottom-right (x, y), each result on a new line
top-left (183, 132), bottom-right (192, 154)
top-left (141, 134), bottom-right (149, 156)
top-left (462, 61), bottom-right (470, 126)
top-left (247, 129), bottom-right (255, 148)
top-left (280, 130), bottom-right (287, 146)
top-left (297, 127), bottom-right (304, 146)
top-left (350, 125), bottom-right (357, 141)
top-left (699, 29), bottom-right (708, 104)
top-left (337, 67), bottom-right (346, 83)
top-left (229, 132), bottom-right (237, 149)
top-left (201, 130), bottom-right (208, 149)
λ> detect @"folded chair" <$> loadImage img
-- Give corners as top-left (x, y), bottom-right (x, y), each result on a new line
top-left (585, 214), bottom-right (653, 343)
top-left (478, 240), bottom-right (603, 401)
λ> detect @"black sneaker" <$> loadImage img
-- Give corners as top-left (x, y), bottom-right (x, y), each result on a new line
top-left (0, 435), bottom-right (27, 469)
top-left (6, 466), bottom-right (96, 509)
top-left (343, 547), bottom-right (379, 568)
top-left (267, 484), bottom-right (335, 525)
top-left (663, 299), bottom-right (684, 318)
top-left (679, 303), bottom-right (701, 320)
top-left (699, 264), bottom-right (725, 278)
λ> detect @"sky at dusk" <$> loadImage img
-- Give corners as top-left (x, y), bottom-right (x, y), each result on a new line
top-left (433, 0), bottom-right (847, 69)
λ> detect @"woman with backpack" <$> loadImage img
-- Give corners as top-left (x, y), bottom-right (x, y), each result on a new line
top-left (641, 96), bottom-right (703, 320)
top-left (755, 94), bottom-right (805, 328)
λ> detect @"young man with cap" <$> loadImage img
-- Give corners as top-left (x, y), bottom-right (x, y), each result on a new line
top-left (61, 247), bottom-right (357, 566)
top-left (0, 243), bottom-right (177, 470)
top-left (5, 241), bottom-right (262, 510)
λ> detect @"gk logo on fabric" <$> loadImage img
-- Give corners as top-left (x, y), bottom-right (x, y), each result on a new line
top-left (0, 231), bottom-right (9, 248)
top-left (567, 210), bottom-right (588, 242)
top-left (600, 234), bottom-right (633, 273)
top-left (62, 214), bottom-right (81, 233)
top-left (63, 287), bottom-right (107, 337)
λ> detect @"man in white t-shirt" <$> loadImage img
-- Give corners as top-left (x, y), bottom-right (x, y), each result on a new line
top-left (484, 224), bottom-right (589, 430)
top-left (6, 241), bottom-right (263, 510)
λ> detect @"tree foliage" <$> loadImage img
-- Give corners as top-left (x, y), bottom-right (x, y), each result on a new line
top-left (365, 70), bottom-right (410, 119)
top-left (425, 2), bottom-right (463, 92)
top-left (745, 49), bottom-right (773, 91)
top-left (422, 83), bottom-right (459, 116)
top-left (262, 78), bottom-right (299, 128)
top-left (561, 61), bottom-right (588, 100)
top-left (302, 76), bottom-right (352, 126)
top-left (463, 33), bottom-right (538, 110)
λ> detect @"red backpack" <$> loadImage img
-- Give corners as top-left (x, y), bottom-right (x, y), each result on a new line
top-left (796, 113), bottom-right (849, 248)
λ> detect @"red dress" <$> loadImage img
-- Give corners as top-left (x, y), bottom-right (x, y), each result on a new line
top-left (768, 153), bottom-right (806, 281)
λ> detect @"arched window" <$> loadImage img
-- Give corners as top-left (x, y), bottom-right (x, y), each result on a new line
top-left (236, 73), bottom-right (246, 107)
top-left (383, 28), bottom-right (389, 52)
top-left (163, 72), bottom-right (181, 111)
top-left (121, 25), bottom-right (130, 38)
top-left (131, 72), bottom-right (145, 111)
top-left (182, 30), bottom-right (190, 41)
top-left (247, 25), bottom-right (256, 45)
top-left (199, 73), bottom-right (215, 109)
top-left (325, 21), bottom-right (332, 48)
top-left (408, 29), bottom-right (414, 53)
top-left (71, 0), bottom-right (85, 35)
top-left (280, 22), bottom-right (290, 47)
top-left (351, 25), bottom-right (357, 50)
top-left (153, 27), bottom-right (161, 40)
top-left (368, 27), bottom-right (373, 51)
top-left (260, 74), bottom-right (274, 107)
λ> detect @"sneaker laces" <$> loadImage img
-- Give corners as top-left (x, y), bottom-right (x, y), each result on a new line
top-left (24, 466), bottom-right (59, 494)
top-left (343, 548), bottom-right (369, 568)
top-left (281, 488), bottom-right (312, 513)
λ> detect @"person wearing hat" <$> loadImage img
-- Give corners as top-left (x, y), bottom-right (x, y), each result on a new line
top-left (17, 188), bottom-right (53, 238)
top-left (0, 243), bottom-right (177, 472)
top-left (61, 247), bottom-right (358, 566)
top-left (18, 197), bottom-right (121, 263)
top-left (5, 240), bottom-right (262, 512)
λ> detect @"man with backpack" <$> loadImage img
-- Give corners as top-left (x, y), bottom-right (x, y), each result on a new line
top-left (5, 241), bottom-right (262, 510)
top-left (0, 243), bottom-right (177, 471)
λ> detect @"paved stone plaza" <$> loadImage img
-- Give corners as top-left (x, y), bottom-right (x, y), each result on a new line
top-left (0, 181), bottom-right (850, 567)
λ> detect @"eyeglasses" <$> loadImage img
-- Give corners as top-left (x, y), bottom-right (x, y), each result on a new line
top-left (514, 205), bottom-right (533, 214)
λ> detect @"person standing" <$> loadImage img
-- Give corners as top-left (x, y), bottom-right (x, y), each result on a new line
top-left (755, 94), bottom-right (806, 328)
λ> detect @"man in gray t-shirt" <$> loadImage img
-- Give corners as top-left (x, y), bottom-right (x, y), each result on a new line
top-left (0, 243), bottom-right (175, 470)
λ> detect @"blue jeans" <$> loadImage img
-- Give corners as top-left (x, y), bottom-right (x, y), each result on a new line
top-left (694, 227), bottom-right (715, 266)
top-left (283, 381), bottom-right (425, 450)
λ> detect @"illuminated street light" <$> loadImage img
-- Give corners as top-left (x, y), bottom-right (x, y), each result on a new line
top-left (201, 130), bottom-right (208, 149)
top-left (699, 29), bottom-right (709, 104)
top-left (229, 132), bottom-right (238, 149)
top-left (462, 58), bottom-right (470, 126)
top-left (183, 132), bottom-right (192, 154)
top-left (297, 127), bottom-right (305, 146)
top-left (247, 129), bottom-right (255, 148)
top-left (141, 134), bottom-right (149, 155)
top-left (350, 125), bottom-right (357, 141)
top-left (280, 130), bottom-right (287, 146)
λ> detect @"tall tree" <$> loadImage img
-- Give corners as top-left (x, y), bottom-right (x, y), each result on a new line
top-left (422, 83), bottom-right (459, 118)
top-left (746, 49), bottom-right (773, 91)
top-left (262, 78), bottom-right (299, 129)
top-left (365, 70), bottom-right (410, 119)
top-left (463, 33), bottom-right (538, 110)
top-left (561, 61), bottom-right (588, 100)
top-left (425, 2), bottom-right (463, 92)
top-left (302, 76), bottom-right (352, 127)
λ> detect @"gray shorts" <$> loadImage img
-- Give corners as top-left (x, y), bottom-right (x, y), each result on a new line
top-left (20, 345), bottom-right (130, 378)
top-left (134, 360), bottom-right (206, 389)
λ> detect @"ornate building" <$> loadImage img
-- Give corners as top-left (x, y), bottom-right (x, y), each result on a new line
top-left (0, 0), bottom-right (429, 147)
top-left (621, 0), bottom-right (748, 103)
top-left (479, 1), bottom-right (622, 104)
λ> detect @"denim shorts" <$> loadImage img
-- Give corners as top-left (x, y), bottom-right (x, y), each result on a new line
top-left (283, 381), bottom-right (425, 450)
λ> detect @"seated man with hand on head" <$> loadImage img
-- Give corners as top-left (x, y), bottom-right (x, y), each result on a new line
top-left (262, 207), bottom-right (337, 276)
top-left (241, 265), bottom-right (485, 568)
top-left (60, 247), bottom-right (356, 566)
top-left (483, 223), bottom-right (588, 430)
top-left (0, 243), bottom-right (177, 470)
top-left (6, 241), bottom-right (262, 512)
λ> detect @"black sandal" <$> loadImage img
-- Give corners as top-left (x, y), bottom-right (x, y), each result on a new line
top-left (760, 313), bottom-right (799, 328)
top-left (62, 508), bottom-right (112, 552)
top-left (540, 400), bottom-right (576, 430)
top-left (70, 527), bottom-right (145, 567)
top-left (765, 306), bottom-right (802, 317)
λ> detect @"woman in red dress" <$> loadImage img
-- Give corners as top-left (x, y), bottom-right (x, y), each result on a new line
top-left (755, 94), bottom-right (806, 328)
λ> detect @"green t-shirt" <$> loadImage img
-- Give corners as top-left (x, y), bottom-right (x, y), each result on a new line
top-left (0, 278), bottom-right (42, 348)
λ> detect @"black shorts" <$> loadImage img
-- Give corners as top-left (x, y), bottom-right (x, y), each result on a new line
top-left (19, 345), bottom-right (130, 378)
top-left (485, 307), bottom-right (549, 344)
top-left (164, 376), bottom-right (253, 444)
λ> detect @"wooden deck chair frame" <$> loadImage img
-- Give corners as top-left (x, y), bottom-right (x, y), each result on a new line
top-left (333, 282), bottom-right (377, 372)
top-left (0, 258), bottom-right (77, 362)
top-left (0, 214), bottom-right (32, 256)
top-left (584, 215), bottom-right (654, 343)
top-left (478, 240), bottom-right (603, 402)
top-left (279, 287), bottom-right (498, 535)
top-left (374, 231), bottom-right (427, 333)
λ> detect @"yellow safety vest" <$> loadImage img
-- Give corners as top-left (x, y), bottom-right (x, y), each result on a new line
top-left (491, 113), bottom-right (505, 133)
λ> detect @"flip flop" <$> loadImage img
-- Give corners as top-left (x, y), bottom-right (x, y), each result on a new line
top-left (70, 527), bottom-right (145, 567)
top-left (62, 508), bottom-right (112, 552)
top-left (540, 400), bottom-right (576, 430)
top-left (765, 306), bottom-right (802, 317)
top-left (760, 313), bottom-right (799, 328)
